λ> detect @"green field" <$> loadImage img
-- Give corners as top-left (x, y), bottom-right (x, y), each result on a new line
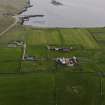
top-left (0, 73), bottom-right (101, 105)
top-left (0, 26), bottom-right (105, 105)
top-left (0, 48), bottom-right (21, 73)
top-left (0, 27), bottom-right (104, 72)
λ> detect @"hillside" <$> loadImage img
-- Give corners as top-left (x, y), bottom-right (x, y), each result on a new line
top-left (0, 0), bottom-right (27, 33)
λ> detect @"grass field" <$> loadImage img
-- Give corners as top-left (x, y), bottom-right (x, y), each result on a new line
top-left (0, 48), bottom-right (21, 73)
top-left (60, 29), bottom-right (98, 48)
top-left (0, 73), bottom-right (54, 105)
top-left (2, 0), bottom-right (104, 105)
top-left (0, 72), bottom-right (101, 105)
top-left (88, 28), bottom-right (105, 48)
top-left (0, 27), bottom-right (105, 73)
top-left (0, 27), bottom-right (99, 48)
top-left (0, 26), bottom-right (105, 105)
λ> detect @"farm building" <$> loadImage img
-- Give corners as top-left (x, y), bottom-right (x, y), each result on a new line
top-left (8, 43), bottom-right (17, 48)
top-left (14, 40), bottom-right (24, 46)
top-left (47, 45), bottom-right (73, 52)
top-left (24, 56), bottom-right (36, 61)
top-left (56, 56), bottom-right (79, 66)
top-left (8, 40), bottom-right (24, 48)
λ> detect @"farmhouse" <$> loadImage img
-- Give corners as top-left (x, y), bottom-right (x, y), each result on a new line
top-left (8, 43), bottom-right (17, 48)
top-left (47, 45), bottom-right (73, 52)
top-left (14, 40), bottom-right (24, 46)
top-left (56, 56), bottom-right (79, 66)
top-left (8, 40), bottom-right (24, 48)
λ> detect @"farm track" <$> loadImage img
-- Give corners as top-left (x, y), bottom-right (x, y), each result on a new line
top-left (0, 16), bottom-right (18, 37)
top-left (22, 43), bottom-right (27, 60)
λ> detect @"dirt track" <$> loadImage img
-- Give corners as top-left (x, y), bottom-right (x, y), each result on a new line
top-left (0, 16), bottom-right (18, 37)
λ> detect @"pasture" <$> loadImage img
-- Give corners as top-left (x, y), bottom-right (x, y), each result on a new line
top-left (0, 27), bottom-right (105, 105)
top-left (0, 27), bottom-right (105, 73)
top-left (0, 27), bottom-right (99, 48)
top-left (0, 72), bottom-right (101, 105)
top-left (88, 28), bottom-right (105, 47)
top-left (0, 48), bottom-right (21, 73)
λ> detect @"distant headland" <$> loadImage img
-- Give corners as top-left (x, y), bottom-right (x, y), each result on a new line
top-left (51, 0), bottom-right (63, 6)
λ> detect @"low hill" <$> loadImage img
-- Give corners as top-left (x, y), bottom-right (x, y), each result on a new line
top-left (0, 0), bottom-right (27, 33)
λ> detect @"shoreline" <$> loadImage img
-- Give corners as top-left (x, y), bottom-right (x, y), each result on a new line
top-left (17, 0), bottom-right (33, 15)
top-left (22, 24), bottom-right (105, 29)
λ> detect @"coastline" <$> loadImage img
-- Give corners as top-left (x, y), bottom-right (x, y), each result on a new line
top-left (17, 0), bottom-right (32, 15)
top-left (16, 0), bottom-right (105, 29)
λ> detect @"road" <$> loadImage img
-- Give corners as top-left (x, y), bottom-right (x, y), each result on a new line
top-left (22, 43), bottom-right (27, 60)
top-left (0, 16), bottom-right (19, 37)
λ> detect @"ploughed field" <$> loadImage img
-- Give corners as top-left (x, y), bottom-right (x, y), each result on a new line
top-left (0, 26), bottom-right (105, 105)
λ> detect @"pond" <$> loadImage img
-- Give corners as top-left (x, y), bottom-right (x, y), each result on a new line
top-left (20, 0), bottom-right (105, 27)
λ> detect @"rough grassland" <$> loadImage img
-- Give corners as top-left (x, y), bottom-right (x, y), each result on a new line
top-left (0, 0), bottom-right (27, 33)
top-left (0, 16), bottom-right (14, 33)
top-left (0, 0), bottom-right (27, 14)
